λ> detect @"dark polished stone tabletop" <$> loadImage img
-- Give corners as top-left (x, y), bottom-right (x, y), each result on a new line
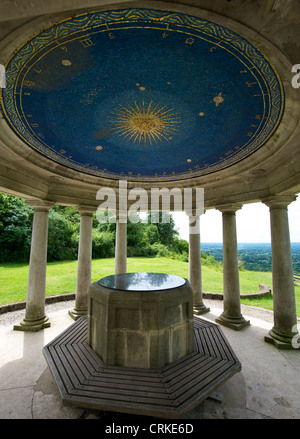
top-left (99, 272), bottom-right (186, 291)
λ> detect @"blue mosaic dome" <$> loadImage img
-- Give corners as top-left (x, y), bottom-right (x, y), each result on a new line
top-left (1, 8), bottom-right (284, 181)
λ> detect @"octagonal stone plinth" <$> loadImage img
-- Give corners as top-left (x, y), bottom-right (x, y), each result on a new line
top-left (87, 273), bottom-right (195, 369)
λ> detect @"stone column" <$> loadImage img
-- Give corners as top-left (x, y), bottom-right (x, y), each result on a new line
top-left (115, 214), bottom-right (127, 275)
top-left (216, 204), bottom-right (250, 330)
top-left (262, 195), bottom-right (299, 349)
top-left (69, 206), bottom-right (94, 320)
top-left (14, 200), bottom-right (54, 331)
top-left (187, 213), bottom-right (210, 314)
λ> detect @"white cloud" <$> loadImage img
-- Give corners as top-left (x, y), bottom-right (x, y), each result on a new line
top-left (172, 196), bottom-right (300, 243)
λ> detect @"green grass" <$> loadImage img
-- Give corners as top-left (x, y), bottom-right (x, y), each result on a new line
top-left (0, 257), bottom-right (299, 316)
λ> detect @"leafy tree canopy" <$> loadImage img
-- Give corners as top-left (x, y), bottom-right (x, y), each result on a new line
top-left (0, 194), bottom-right (188, 263)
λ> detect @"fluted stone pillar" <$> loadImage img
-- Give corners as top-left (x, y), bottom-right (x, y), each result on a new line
top-left (216, 204), bottom-right (250, 330)
top-left (115, 214), bottom-right (127, 275)
top-left (187, 213), bottom-right (210, 315)
top-left (263, 195), bottom-right (299, 349)
top-left (14, 200), bottom-right (54, 331)
top-left (69, 206), bottom-right (94, 320)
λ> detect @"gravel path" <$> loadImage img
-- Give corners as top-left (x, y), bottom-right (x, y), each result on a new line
top-left (0, 299), bottom-right (75, 327)
top-left (1, 295), bottom-right (300, 327)
top-left (0, 297), bottom-right (280, 327)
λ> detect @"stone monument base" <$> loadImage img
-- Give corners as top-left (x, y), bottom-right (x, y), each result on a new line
top-left (87, 273), bottom-right (195, 369)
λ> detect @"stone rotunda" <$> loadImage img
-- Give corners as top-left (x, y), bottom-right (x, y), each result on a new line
top-left (0, 0), bottom-right (299, 416)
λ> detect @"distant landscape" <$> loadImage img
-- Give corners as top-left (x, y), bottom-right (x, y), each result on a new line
top-left (201, 242), bottom-right (300, 273)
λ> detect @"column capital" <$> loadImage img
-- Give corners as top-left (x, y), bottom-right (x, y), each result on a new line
top-left (76, 205), bottom-right (96, 216)
top-left (185, 209), bottom-right (206, 217)
top-left (26, 199), bottom-right (55, 212)
top-left (216, 203), bottom-right (243, 214)
top-left (262, 194), bottom-right (297, 210)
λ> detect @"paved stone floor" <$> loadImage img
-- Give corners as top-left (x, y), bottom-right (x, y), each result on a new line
top-left (0, 299), bottom-right (300, 420)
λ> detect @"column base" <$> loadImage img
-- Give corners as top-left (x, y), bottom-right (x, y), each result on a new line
top-left (215, 312), bottom-right (250, 331)
top-left (265, 328), bottom-right (300, 350)
top-left (14, 315), bottom-right (50, 332)
top-left (193, 304), bottom-right (210, 315)
top-left (69, 307), bottom-right (88, 321)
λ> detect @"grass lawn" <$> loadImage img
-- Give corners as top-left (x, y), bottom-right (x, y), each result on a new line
top-left (0, 257), bottom-right (299, 316)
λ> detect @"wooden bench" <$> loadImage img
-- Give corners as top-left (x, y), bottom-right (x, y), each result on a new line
top-left (43, 316), bottom-right (241, 418)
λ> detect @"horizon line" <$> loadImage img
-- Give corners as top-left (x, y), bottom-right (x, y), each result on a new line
top-left (179, 241), bottom-right (300, 244)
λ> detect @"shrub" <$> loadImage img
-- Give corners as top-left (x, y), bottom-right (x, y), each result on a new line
top-left (92, 229), bottom-right (115, 259)
top-left (47, 210), bottom-right (78, 261)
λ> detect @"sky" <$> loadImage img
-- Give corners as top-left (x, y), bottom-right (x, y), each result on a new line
top-left (172, 195), bottom-right (300, 243)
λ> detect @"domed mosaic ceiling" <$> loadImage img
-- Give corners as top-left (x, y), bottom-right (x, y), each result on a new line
top-left (1, 8), bottom-right (284, 181)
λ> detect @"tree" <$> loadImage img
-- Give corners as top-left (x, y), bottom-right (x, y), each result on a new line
top-left (144, 223), bottom-right (158, 245)
top-left (0, 194), bottom-right (33, 262)
top-left (0, 195), bottom-right (79, 263)
top-left (0, 194), bottom-right (188, 262)
top-left (147, 212), bottom-right (178, 247)
top-left (47, 210), bottom-right (78, 261)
